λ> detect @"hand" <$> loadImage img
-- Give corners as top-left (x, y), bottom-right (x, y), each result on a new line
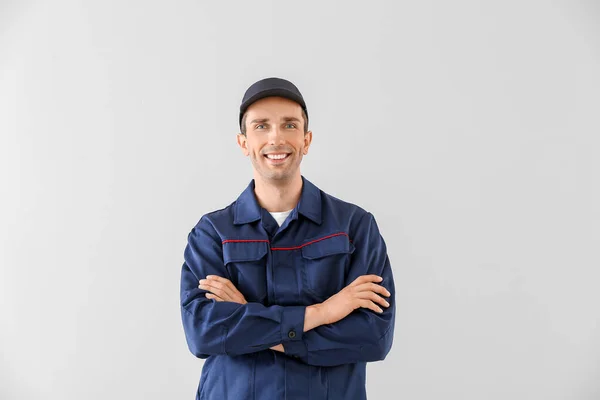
top-left (198, 275), bottom-right (248, 305)
top-left (199, 275), bottom-right (283, 352)
top-left (318, 274), bottom-right (391, 326)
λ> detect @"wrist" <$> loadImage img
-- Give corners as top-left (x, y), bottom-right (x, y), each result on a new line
top-left (304, 303), bottom-right (325, 332)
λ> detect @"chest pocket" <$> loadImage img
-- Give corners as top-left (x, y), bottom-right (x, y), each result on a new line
top-left (301, 233), bottom-right (355, 301)
top-left (223, 241), bottom-right (269, 303)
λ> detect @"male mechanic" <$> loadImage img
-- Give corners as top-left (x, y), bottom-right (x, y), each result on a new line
top-left (180, 77), bottom-right (396, 400)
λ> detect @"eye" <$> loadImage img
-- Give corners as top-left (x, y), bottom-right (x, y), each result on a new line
top-left (285, 123), bottom-right (296, 129)
top-left (255, 124), bottom-right (265, 129)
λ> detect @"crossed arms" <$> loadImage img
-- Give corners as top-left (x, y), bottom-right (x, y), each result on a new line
top-left (180, 212), bottom-right (395, 367)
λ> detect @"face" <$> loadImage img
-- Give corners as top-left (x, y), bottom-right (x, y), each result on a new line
top-left (237, 96), bottom-right (312, 183)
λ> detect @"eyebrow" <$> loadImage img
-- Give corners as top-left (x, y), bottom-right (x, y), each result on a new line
top-left (249, 116), bottom-right (301, 124)
top-left (249, 118), bottom-right (269, 124)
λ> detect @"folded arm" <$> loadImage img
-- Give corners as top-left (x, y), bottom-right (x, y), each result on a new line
top-left (180, 216), bottom-right (311, 358)
top-left (181, 212), bottom-right (396, 365)
top-left (283, 212), bottom-right (396, 367)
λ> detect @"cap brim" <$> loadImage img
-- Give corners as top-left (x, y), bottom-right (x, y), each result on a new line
top-left (239, 88), bottom-right (307, 126)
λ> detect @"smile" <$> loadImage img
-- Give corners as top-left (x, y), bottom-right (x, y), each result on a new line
top-left (263, 153), bottom-right (291, 164)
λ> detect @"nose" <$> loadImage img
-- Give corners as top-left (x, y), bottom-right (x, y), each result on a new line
top-left (267, 125), bottom-right (285, 145)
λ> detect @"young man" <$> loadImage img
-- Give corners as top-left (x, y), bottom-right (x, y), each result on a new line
top-left (180, 77), bottom-right (396, 400)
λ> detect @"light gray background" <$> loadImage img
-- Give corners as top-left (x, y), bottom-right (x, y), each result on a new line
top-left (1, 1), bottom-right (599, 399)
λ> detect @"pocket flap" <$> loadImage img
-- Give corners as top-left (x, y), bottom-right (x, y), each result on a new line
top-left (223, 241), bottom-right (269, 264)
top-left (301, 234), bottom-right (354, 260)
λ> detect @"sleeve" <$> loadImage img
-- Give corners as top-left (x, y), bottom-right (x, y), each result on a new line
top-left (283, 212), bottom-right (396, 367)
top-left (180, 216), bottom-right (306, 358)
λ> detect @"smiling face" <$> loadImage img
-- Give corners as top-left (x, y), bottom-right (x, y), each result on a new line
top-left (237, 96), bottom-right (312, 183)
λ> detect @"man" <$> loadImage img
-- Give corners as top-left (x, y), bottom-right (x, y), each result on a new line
top-left (180, 77), bottom-right (396, 400)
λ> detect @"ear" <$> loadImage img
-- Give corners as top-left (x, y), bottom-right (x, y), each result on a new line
top-left (236, 133), bottom-right (249, 156)
top-left (303, 131), bottom-right (313, 155)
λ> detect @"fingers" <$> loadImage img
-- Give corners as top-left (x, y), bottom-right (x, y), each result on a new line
top-left (354, 282), bottom-right (391, 297)
top-left (350, 282), bottom-right (390, 308)
top-left (205, 293), bottom-right (224, 301)
top-left (198, 276), bottom-right (238, 300)
top-left (358, 299), bottom-right (384, 314)
top-left (205, 275), bottom-right (234, 285)
top-left (198, 282), bottom-right (231, 301)
top-left (349, 274), bottom-right (383, 287)
top-left (198, 276), bottom-right (247, 304)
top-left (355, 290), bottom-right (390, 308)
top-left (347, 281), bottom-right (390, 310)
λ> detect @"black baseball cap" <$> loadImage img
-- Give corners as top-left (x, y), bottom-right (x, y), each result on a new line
top-left (239, 77), bottom-right (308, 129)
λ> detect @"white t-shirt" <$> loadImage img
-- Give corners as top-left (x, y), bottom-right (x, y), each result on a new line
top-left (269, 209), bottom-right (293, 227)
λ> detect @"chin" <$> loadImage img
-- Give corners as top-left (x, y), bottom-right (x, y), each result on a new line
top-left (267, 172), bottom-right (292, 181)
top-left (260, 169), bottom-right (296, 182)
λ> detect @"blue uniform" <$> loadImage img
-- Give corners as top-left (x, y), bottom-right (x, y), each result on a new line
top-left (180, 176), bottom-right (396, 399)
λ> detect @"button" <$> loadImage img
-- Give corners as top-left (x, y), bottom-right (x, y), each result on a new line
top-left (288, 330), bottom-right (296, 339)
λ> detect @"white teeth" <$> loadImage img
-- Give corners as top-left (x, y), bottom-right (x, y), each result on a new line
top-left (266, 154), bottom-right (288, 160)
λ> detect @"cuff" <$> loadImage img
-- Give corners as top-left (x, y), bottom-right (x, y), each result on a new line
top-left (280, 306), bottom-right (306, 344)
top-left (284, 337), bottom-right (308, 362)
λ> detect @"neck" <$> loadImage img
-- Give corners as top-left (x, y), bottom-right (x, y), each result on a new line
top-left (253, 174), bottom-right (303, 212)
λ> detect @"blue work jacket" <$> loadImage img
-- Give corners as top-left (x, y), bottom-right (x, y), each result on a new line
top-left (180, 176), bottom-right (395, 400)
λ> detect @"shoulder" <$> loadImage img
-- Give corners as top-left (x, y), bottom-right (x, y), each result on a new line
top-left (189, 201), bottom-right (236, 236)
top-left (315, 187), bottom-right (381, 241)
top-left (319, 186), bottom-right (372, 223)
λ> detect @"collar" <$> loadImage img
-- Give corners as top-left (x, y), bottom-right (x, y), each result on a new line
top-left (233, 175), bottom-right (322, 225)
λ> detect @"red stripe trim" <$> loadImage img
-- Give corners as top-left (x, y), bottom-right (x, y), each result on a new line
top-left (271, 232), bottom-right (349, 251)
top-left (222, 232), bottom-right (351, 250)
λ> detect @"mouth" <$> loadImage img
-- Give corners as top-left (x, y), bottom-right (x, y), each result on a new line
top-left (263, 153), bottom-right (291, 164)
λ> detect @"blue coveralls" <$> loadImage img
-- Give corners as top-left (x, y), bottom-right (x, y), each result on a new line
top-left (180, 176), bottom-right (395, 399)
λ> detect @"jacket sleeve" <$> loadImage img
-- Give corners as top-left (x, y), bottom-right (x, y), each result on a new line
top-left (180, 216), bottom-right (306, 358)
top-left (283, 212), bottom-right (396, 367)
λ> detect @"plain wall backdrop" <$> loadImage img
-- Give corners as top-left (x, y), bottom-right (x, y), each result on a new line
top-left (1, 0), bottom-right (599, 399)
